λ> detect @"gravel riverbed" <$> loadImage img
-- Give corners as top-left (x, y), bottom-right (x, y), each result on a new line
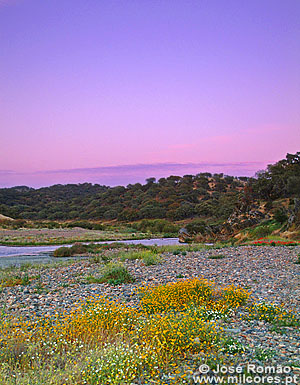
top-left (1, 245), bottom-right (300, 369)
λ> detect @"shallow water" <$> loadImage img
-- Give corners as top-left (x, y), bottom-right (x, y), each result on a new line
top-left (0, 238), bottom-right (182, 268)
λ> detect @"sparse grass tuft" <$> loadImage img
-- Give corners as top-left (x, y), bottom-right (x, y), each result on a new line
top-left (208, 254), bottom-right (226, 260)
top-left (142, 253), bottom-right (162, 266)
top-left (100, 262), bottom-right (135, 285)
top-left (119, 250), bottom-right (162, 266)
top-left (247, 302), bottom-right (300, 328)
top-left (254, 347), bottom-right (275, 361)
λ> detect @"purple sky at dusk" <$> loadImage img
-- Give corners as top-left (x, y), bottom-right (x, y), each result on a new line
top-left (1, 0), bottom-right (299, 188)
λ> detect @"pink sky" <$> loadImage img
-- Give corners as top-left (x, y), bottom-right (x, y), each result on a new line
top-left (1, 1), bottom-right (299, 187)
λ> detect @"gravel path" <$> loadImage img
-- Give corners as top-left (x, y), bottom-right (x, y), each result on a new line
top-left (1, 246), bottom-right (299, 368)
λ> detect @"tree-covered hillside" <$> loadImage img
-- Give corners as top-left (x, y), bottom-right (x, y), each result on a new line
top-left (0, 153), bottom-right (299, 222)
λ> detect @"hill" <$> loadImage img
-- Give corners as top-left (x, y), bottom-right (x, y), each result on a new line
top-left (0, 174), bottom-right (246, 221)
top-left (0, 152), bottom-right (299, 240)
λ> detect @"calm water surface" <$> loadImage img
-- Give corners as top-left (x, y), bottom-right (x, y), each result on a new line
top-left (0, 238), bottom-right (182, 268)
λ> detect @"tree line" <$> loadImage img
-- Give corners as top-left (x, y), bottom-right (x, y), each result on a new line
top-left (0, 152), bottom-right (299, 222)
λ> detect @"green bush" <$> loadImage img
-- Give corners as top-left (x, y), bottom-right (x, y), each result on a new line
top-left (273, 209), bottom-right (288, 224)
top-left (186, 219), bottom-right (206, 235)
top-left (101, 262), bottom-right (134, 285)
top-left (133, 219), bottom-right (178, 234)
top-left (53, 247), bottom-right (72, 257)
top-left (142, 253), bottom-right (161, 266)
top-left (252, 225), bottom-right (272, 238)
top-left (69, 243), bottom-right (88, 254)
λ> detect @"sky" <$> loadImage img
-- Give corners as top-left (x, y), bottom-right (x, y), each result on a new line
top-left (1, 0), bottom-right (299, 188)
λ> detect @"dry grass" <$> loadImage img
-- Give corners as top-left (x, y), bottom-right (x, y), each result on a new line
top-left (0, 228), bottom-right (148, 245)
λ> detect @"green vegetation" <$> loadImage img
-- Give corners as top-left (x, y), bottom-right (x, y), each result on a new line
top-left (254, 347), bottom-right (275, 361)
top-left (208, 254), bottom-right (226, 259)
top-left (220, 338), bottom-right (246, 354)
top-left (53, 246), bottom-right (72, 257)
top-left (247, 302), bottom-right (300, 329)
top-left (0, 271), bottom-right (35, 288)
top-left (142, 253), bottom-right (162, 266)
top-left (1, 278), bottom-right (249, 384)
top-left (0, 173), bottom-right (245, 222)
top-left (119, 250), bottom-right (162, 265)
top-left (53, 242), bottom-right (89, 257)
top-left (83, 262), bottom-right (134, 285)
top-left (1, 152), bottom-right (300, 245)
top-left (100, 262), bottom-right (135, 285)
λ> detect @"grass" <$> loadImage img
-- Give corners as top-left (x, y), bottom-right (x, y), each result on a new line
top-left (100, 262), bottom-right (135, 285)
top-left (119, 250), bottom-right (162, 265)
top-left (83, 262), bottom-right (135, 285)
top-left (142, 253), bottom-right (162, 265)
top-left (247, 302), bottom-right (300, 329)
top-left (160, 244), bottom-right (206, 254)
top-left (0, 260), bottom-right (80, 289)
top-left (0, 228), bottom-right (153, 246)
top-left (85, 275), bottom-right (105, 284)
top-left (254, 347), bottom-right (275, 361)
top-left (207, 254), bottom-right (226, 259)
top-left (0, 271), bottom-right (36, 288)
top-left (220, 338), bottom-right (246, 354)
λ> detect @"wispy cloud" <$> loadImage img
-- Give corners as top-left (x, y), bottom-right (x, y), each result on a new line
top-left (0, 0), bottom-right (21, 7)
top-left (0, 161), bottom-right (270, 188)
top-left (38, 161), bottom-right (265, 176)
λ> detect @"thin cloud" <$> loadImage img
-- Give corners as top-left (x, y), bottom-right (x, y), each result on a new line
top-left (37, 161), bottom-right (265, 176)
top-left (0, 0), bottom-right (21, 7)
top-left (0, 170), bottom-right (17, 175)
top-left (0, 161), bottom-right (270, 188)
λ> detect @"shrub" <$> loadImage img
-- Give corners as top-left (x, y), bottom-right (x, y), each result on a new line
top-left (101, 262), bottom-right (135, 285)
top-left (139, 279), bottom-right (250, 317)
top-left (139, 278), bottom-right (214, 314)
top-left (252, 225), bottom-right (272, 238)
top-left (53, 247), bottom-right (72, 257)
top-left (69, 242), bottom-right (88, 254)
top-left (186, 219), bottom-right (206, 235)
top-left (133, 219), bottom-right (178, 234)
top-left (274, 209), bottom-right (288, 224)
top-left (54, 243), bottom-right (88, 257)
top-left (142, 253), bottom-right (161, 266)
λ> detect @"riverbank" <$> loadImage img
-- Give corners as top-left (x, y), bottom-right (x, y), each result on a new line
top-left (0, 244), bottom-right (299, 384)
top-left (0, 238), bottom-right (182, 269)
top-left (0, 227), bottom-right (160, 246)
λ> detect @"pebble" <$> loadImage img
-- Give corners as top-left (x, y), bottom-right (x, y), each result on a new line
top-left (1, 245), bottom-right (299, 367)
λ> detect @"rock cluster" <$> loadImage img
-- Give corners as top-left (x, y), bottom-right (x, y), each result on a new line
top-left (1, 245), bottom-right (299, 366)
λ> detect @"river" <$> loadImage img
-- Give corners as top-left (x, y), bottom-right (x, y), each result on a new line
top-left (0, 238), bottom-right (182, 268)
